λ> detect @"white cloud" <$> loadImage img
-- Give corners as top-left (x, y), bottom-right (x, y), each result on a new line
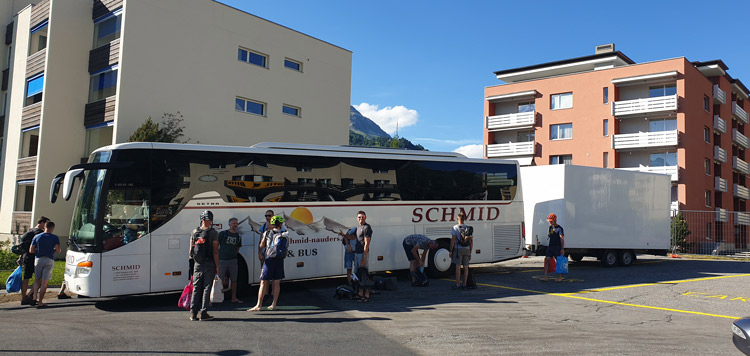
top-left (353, 102), bottom-right (418, 135)
top-left (453, 144), bottom-right (484, 158)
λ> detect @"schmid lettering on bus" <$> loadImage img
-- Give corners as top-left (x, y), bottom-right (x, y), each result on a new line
top-left (412, 207), bottom-right (500, 223)
top-left (112, 265), bottom-right (141, 271)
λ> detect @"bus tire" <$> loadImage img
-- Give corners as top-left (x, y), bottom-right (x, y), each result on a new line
top-left (236, 255), bottom-right (250, 297)
top-left (426, 239), bottom-right (453, 279)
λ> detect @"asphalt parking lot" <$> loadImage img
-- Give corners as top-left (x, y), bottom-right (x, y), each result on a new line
top-left (1, 255), bottom-right (748, 355)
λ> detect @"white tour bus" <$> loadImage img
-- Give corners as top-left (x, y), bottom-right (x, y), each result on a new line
top-left (50, 142), bottom-right (524, 297)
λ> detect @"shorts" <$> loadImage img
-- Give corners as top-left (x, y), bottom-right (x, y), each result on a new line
top-left (218, 258), bottom-right (238, 282)
top-left (23, 253), bottom-right (35, 279)
top-left (344, 251), bottom-right (355, 269)
top-left (260, 258), bottom-right (285, 281)
top-left (34, 257), bottom-right (54, 281)
top-left (353, 253), bottom-right (367, 275)
top-left (546, 246), bottom-right (562, 258)
top-left (452, 248), bottom-right (470, 267)
top-left (403, 241), bottom-right (417, 261)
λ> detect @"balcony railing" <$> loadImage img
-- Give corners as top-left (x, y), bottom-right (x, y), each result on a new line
top-left (714, 115), bottom-right (726, 134)
top-left (733, 128), bottom-right (750, 149)
top-left (716, 208), bottom-right (728, 222)
top-left (612, 94), bottom-right (677, 117)
top-left (486, 111), bottom-right (535, 131)
top-left (736, 212), bottom-right (750, 226)
top-left (618, 165), bottom-right (678, 182)
top-left (611, 130), bottom-right (678, 150)
top-left (734, 183), bottom-right (750, 200)
top-left (486, 141), bottom-right (534, 158)
top-left (733, 156), bottom-right (749, 175)
top-left (714, 84), bottom-right (726, 105)
top-left (715, 176), bottom-right (727, 192)
top-left (733, 102), bottom-right (749, 124)
top-left (715, 146), bottom-right (727, 163)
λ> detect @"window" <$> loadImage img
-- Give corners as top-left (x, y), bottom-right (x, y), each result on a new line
top-left (550, 93), bottom-right (573, 110)
top-left (516, 130), bottom-right (534, 142)
top-left (603, 119), bottom-right (609, 136)
top-left (603, 87), bottom-right (609, 104)
top-left (550, 123), bottom-right (572, 140)
top-left (649, 151), bottom-right (677, 167)
top-left (21, 127), bottom-right (39, 158)
top-left (15, 182), bottom-right (34, 211)
top-left (603, 152), bottom-right (608, 168)
top-left (705, 158), bottom-right (711, 175)
top-left (88, 68), bottom-right (118, 102)
top-left (649, 84), bottom-right (677, 98)
top-left (705, 190), bottom-right (711, 207)
top-left (282, 104), bottom-right (300, 117)
top-left (238, 48), bottom-right (267, 68)
top-left (235, 97), bottom-right (265, 116)
top-left (550, 155), bottom-right (572, 165)
top-left (284, 58), bottom-right (302, 72)
top-left (93, 10), bottom-right (122, 49)
top-left (649, 118), bottom-right (676, 132)
top-left (704, 127), bottom-right (711, 143)
top-left (704, 95), bottom-right (710, 112)
top-left (84, 124), bottom-right (113, 157)
top-left (25, 74), bottom-right (43, 106)
top-left (705, 222), bottom-right (712, 238)
top-left (517, 101), bottom-right (535, 113)
top-left (28, 21), bottom-right (47, 55)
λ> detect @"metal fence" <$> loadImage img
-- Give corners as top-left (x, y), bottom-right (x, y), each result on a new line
top-left (672, 210), bottom-right (750, 257)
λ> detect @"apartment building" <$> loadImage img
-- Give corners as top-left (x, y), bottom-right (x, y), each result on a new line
top-left (484, 44), bottom-right (748, 250)
top-left (0, 0), bottom-right (352, 241)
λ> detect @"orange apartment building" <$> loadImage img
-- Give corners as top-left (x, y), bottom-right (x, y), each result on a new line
top-left (484, 44), bottom-right (749, 251)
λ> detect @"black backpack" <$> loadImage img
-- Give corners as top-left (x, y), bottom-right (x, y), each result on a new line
top-left (457, 225), bottom-right (473, 247)
top-left (191, 228), bottom-right (214, 264)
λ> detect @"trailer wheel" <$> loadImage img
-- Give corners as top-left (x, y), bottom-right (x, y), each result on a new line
top-left (426, 240), bottom-right (453, 278)
top-left (618, 250), bottom-right (635, 267)
top-left (570, 254), bottom-right (584, 263)
top-left (600, 250), bottom-right (617, 268)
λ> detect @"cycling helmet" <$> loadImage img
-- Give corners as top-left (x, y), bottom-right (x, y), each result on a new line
top-left (200, 210), bottom-right (214, 221)
top-left (270, 215), bottom-right (285, 225)
top-left (547, 213), bottom-right (557, 221)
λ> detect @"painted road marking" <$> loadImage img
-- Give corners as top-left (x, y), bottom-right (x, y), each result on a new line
top-left (569, 273), bottom-right (750, 294)
top-left (682, 292), bottom-right (748, 302)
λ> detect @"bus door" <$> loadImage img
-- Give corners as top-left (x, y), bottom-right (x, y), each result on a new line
top-left (99, 237), bottom-right (152, 296)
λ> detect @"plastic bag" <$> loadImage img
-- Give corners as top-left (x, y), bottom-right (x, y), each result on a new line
top-left (178, 278), bottom-right (193, 310)
top-left (210, 276), bottom-right (224, 304)
top-left (6, 266), bottom-right (23, 293)
top-left (556, 255), bottom-right (569, 274)
top-left (546, 256), bottom-right (557, 273)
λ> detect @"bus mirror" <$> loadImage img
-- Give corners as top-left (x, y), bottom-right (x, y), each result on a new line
top-left (63, 168), bottom-right (85, 201)
top-left (49, 173), bottom-right (64, 203)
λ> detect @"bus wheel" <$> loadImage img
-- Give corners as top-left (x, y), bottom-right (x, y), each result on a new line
top-left (426, 240), bottom-right (453, 278)
top-left (236, 256), bottom-right (250, 297)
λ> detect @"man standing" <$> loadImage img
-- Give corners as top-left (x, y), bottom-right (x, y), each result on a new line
top-left (19, 216), bottom-right (49, 305)
top-left (402, 234), bottom-right (438, 286)
top-left (29, 221), bottom-right (60, 308)
top-left (218, 217), bottom-right (242, 303)
top-left (352, 211), bottom-right (372, 302)
top-left (450, 212), bottom-right (473, 290)
top-left (542, 213), bottom-right (565, 282)
top-left (189, 210), bottom-right (220, 321)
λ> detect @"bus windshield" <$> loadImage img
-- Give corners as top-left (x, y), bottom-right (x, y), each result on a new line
top-left (70, 152), bottom-right (111, 248)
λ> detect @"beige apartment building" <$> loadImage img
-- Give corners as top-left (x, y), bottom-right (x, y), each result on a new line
top-left (0, 0), bottom-right (352, 242)
top-left (484, 44), bottom-right (749, 251)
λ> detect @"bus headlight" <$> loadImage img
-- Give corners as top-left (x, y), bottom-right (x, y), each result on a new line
top-left (75, 261), bottom-right (92, 276)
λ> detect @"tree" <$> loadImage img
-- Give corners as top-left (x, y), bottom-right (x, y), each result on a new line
top-left (670, 213), bottom-right (691, 252)
top-left (128, 112), bottom-right (189, 143)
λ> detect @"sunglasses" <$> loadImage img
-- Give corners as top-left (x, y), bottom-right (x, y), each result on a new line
top-left (265, 215), bottom-right (273, 217)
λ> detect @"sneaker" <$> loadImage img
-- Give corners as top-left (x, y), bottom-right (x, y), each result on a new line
top-left (57, 293), bottom-right (72, 300)
top-left (189, 313), bottom-right (198, 321)
top-left (21, 298), bottom-right (32, 305)
top-left (199, 312), bottom-right (214, 321)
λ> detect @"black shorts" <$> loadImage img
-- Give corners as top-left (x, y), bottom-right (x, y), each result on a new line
top-left (403, 241), bottom-right (417, 261)
top-left (23, 254), bottom-right (35, 279)
top-left (546, 246), bottom-right (562, 258)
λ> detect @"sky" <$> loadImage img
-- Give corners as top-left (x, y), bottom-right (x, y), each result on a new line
top-left (219, 0), bottom-right (750, 158)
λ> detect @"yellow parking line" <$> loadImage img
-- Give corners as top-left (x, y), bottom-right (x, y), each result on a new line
top-left (661, 274), bottom-right (750, 284)
top-left (568, 273), bottom-right (750, 294)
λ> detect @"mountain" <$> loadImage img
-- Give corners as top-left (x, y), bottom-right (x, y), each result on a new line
top-left (349, 106), bottom-right (390, 138)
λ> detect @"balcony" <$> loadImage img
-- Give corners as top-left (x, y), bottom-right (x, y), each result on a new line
top-left (618, 165), bottom-right (678, 182)
top-left (714, 84), bottom-right (726, 105)
top-left (733, 156), bottom-right (749, 175)
top-left (486, 141), bottom-right (534, 158)
top-left (716, 208), bottom-right (729, 222)
top-left (715, 176), bottom-right (727, 192)
top-left (612, 94), bottom-right (677, 118)
top-left (736, 212), bottom-right (750, 226)
top-left (11, 212), bottom-right (32, 235)
top-left (733, 129), bottom-right (750, 149)
top-left (671, 201), bottom-right (679, 212)
top-left (733, 102), bottom-right (749, 124)
top-left (714, 115), bottom-right (726, 134)
top-left (715, 146), bottom-right (727, 163)
top-left (486, 111), bottom-right (535, 131)
top-left (735, 184), bottom-right (750, 200)
top-left (611, 130), bottom-right (677, 150)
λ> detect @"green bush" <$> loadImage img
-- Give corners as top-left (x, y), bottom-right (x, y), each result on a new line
top-left (0, 240), bottom-right (20, 270)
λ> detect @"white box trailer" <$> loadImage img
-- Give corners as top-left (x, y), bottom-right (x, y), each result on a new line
top-left (520, 165), bottom-right (671, 267)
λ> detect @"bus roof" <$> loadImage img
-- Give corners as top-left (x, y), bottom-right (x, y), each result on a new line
top-left (94, 142), bottom-right (517, 165)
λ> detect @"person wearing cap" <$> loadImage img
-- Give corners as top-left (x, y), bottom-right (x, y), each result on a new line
top-left (249, 215), bottom-right (288, 311)
top-left (189, 210), bottom-right (219, 321)
top-left (542, 213), bottom-right (565, 282)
